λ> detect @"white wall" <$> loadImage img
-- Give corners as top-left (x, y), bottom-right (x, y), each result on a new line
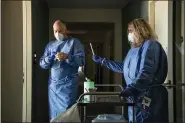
top-left (49, 9), bottom-right (122, 85)
top-left (2, 1), bottom-right (23, 122)
top-left (154, 1), bottom-right (169, 83)
top-left (155, 1), bottom-right (168, 52)
top-left (154, 1), bottom-right (174, 122)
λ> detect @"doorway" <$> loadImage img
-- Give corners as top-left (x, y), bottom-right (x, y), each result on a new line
top-left (22, 1), bottom-right (123, 121)
top-left (66, 22), bottom-right (114, 89)
top-left (148, 0), bottom-right (185, 122)
top-left (66, 22), bottom-right (116, 122)
top-left (173, 0), bottom-right (185, 122)
top-left (31, 6), bottom-right (116, 121)
top-left (31, 0), bottom-right (50, 122)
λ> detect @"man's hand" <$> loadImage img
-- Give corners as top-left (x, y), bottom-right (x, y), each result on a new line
top-left (56, 52), bottom-right (68, 61)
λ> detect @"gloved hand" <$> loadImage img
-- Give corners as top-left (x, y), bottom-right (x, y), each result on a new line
top-left (50, 49), bottom-right (57, 60)
top-left (120, 87), bottom-right (133, 97)
top-left (120, 86), bottom-right (140, 98)
top-left (92, 55), bottom-right (104, 64)
top-left (46, 54), bottom-right (56, 63)
top-left (50, 49), bottom-right (57, 55)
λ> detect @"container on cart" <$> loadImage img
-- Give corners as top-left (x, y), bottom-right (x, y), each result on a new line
top-left (92, 114), bottom-right (127, 123)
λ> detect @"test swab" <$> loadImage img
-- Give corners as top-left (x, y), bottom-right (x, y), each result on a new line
top-left (90, 43), bottom-right (95, 55)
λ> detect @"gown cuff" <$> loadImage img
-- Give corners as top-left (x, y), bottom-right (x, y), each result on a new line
top-left (101, 58), bottom-right (106, 65)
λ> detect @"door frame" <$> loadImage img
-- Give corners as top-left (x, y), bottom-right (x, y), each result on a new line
top-left (168, 1), bottom-right (175, 122)
top-left (148, 0), bottom-right (157, 30)
top-left (22, 1), bottom-right (32, 122)
top-left (148, 1), bottom-right (174, 122)
top-left (183, 1), bottom-right (185, 122)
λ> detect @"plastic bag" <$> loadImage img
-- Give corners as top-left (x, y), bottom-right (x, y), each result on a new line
top-left (50, 103), bottom-right (81, 123)
top-left (92, 114), bottom-right (128, 123)
top-left (96, 114), bottom-right (125, 121)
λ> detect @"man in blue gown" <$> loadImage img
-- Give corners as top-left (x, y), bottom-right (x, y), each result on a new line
top-left (92, 18), bottom-right (169, 123)
top-left (40, 20), bottom-right (85, 120)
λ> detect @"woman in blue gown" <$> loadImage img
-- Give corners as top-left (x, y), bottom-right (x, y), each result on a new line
top-left (92, 18), bottom-right (169, 123)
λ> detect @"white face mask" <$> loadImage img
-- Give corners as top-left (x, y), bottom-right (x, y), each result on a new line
top-left (128, 33), bottom-right (135, 42)
top-left (55, 32), bottom-right (64, 41)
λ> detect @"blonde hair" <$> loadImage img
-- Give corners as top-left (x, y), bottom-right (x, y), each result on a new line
top-left (128, 18), bottom-right (158, 47)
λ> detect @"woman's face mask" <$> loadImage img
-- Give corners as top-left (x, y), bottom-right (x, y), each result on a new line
top-left (128, 33), bottom-right (135, 43)
top-left (55, 32), bottom-right (64, 41)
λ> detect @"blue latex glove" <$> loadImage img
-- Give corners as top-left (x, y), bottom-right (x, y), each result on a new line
top-left (46, 54), bottom-right (56, 63)
top-left (120, 87), bottom-right (134, 97)
top-left (50, 50), bottom-right (58, 61)
top-left (92, 55), bottom-right (104, 64)
top-left (120, 86), bottom-right (140, 98)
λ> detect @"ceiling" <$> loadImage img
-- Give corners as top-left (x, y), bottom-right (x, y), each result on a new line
top-left (44, 0), bottom-right (130, 9)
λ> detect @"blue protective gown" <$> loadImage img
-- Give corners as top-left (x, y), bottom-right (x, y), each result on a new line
top-left (40, 36), bottom-right (85, 120)
top-left (101, 40), bottom-right (168, 123)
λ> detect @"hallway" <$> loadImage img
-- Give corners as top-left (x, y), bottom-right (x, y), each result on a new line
top-left (1, 0), bottom-right (185, 122)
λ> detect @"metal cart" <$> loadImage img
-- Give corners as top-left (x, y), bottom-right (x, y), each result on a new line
top-left (77, 84), bottom-right (135, 123)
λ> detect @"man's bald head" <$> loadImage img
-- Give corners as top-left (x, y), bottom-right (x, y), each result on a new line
top-left (53, 20), bottom-right (68, 40)
top-left (53, 20), bottom-right (67, 33)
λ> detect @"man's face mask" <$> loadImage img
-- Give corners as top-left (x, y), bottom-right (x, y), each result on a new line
top-left (55, 32), bottom-right (64, 41)
top-left (128, 33), bottom-right (135, 43)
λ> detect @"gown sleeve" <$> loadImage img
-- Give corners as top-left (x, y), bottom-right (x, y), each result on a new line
top-left (102, 59), bottom-right (123, 73)
top-left (65, 39), bottom-right (85, 67)
top-left (40, 42), bottom-right (56, 69)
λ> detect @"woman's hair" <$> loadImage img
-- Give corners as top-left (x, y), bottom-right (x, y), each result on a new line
top-left (128, 18), bottom-right (158, 47)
